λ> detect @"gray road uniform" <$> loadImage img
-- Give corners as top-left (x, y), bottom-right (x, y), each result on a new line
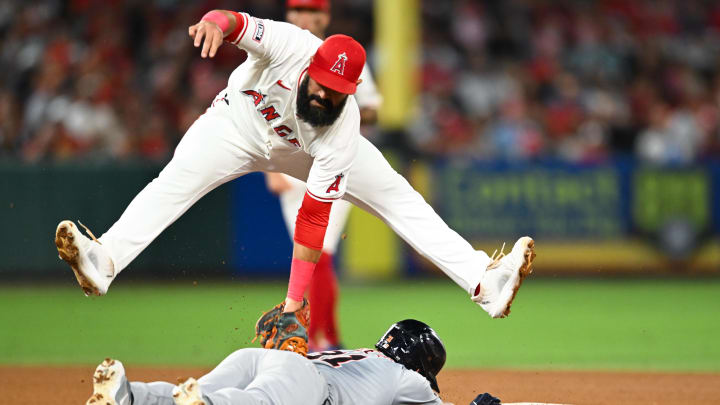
top-left (129, 348), bottom-right (443, 405)
top-left (311, 349), bottom-right (442, 405)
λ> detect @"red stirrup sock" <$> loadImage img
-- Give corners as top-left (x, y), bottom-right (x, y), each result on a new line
top-left (309, 252), bottom-right (340, 347)
top-left (322, 253), bottom-right (340, 346)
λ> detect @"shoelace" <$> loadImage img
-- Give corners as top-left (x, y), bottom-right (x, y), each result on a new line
top-left (78, 220), bottom-right (101, 244)
top-left (486, 242), bottom-right (506, 270)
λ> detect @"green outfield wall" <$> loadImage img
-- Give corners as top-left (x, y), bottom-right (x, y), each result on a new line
top-left (1, 159), bottom-right (719, 278)
top-left (0, 161), bottom-right (232, 276)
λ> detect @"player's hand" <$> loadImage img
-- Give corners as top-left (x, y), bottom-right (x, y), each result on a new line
top-left (188, 20), bottom-right (224, 58)
top-left (265, 172), bottom-right (294, 194)
top-left (470, 393), bottom-right (501, 405)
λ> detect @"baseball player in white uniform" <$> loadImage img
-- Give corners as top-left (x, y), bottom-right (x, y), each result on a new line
top-left (84, 319), bottom-right (503, 405)
top-left (55, 8), bottom-right (536, 347)
top-left (264, 0), bottom-right (383, 352)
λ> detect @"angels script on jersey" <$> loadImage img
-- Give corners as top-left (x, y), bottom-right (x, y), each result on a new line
top-left (242, 89), bottom-right (301, 147)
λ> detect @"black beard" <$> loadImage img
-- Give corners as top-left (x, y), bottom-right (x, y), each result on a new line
top-left (296, 76), bottom-right (347, 127)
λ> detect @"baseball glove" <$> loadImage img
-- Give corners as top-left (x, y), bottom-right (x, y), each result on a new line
top-left (253, 299), bottom-right (310, 356)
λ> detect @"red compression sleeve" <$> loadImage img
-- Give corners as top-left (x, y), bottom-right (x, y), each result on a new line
top-left (294, 192), bottom-right (332, 251)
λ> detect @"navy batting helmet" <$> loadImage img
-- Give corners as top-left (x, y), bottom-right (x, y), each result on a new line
top-left (375, 319), bottom-right (446, 392)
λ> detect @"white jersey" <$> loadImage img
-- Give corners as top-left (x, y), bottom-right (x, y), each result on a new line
top-left (226, 13), bottom-right (359, 202)
top-left (97, 10), bottom-right (496, 343)
top-left (309, 349), bottom-right (443, 405)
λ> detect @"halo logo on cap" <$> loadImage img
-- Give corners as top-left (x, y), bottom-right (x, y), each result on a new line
top-left (308, 34), bottom-right (366, 94)
top-left (330, 53), bottom-right (347, 76)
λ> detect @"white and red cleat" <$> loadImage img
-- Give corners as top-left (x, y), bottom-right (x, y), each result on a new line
top-left (55, 220), bottom-right (115, 296)
top-left (473, 236), bottom-right (536, 318)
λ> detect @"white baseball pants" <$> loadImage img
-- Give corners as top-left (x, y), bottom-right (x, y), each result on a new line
top-left (98, 95), bottom-right (491, 295)
top-left (129, 348), bottom-right (328, 405)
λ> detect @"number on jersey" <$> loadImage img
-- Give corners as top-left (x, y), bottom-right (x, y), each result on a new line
top-left (307, 350), bottom-right (368, 368)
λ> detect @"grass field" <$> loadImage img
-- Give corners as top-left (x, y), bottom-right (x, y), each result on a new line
top-left (1, 277), bottom-right (719, 372)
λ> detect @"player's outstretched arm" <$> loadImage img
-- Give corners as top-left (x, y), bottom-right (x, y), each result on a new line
top-left (188, 10), bottom-right (237, 58)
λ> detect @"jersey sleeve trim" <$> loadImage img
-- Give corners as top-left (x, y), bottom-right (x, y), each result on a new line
top-left (307, 189), bottom-right (340, 203)
top-left (228, 12), bottom-right (250, 45)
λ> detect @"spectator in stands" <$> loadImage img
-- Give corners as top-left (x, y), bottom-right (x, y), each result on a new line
top-left (2, 0), bottom-right (720, 163)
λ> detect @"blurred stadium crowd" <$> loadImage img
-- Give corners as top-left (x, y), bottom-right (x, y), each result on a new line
top-left (2, 0), bottom-right (720, 164)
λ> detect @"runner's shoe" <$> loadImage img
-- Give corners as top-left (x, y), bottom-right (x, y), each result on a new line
top-left (172, 378), bottom-right (207, 405)
top-left (86, 358), bottom-right (132, 405)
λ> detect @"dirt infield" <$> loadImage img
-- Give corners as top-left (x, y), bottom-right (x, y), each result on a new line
top-left (2, 365), bottom-right (719, 404)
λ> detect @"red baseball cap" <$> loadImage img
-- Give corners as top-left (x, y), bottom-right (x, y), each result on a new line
top-left (286, 0), bottom-right (330, 11)
top-left (308, 34), bottom-right (366, 94)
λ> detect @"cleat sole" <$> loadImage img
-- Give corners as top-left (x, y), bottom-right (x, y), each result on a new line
top-left (500, 238), bottom-right (535, 318)
top-left (86, 358), bottom-right (125, 405)
top-left (172, 377), bottom-right (206, 405)
top-left (55, 221), bottom-right (101, 296)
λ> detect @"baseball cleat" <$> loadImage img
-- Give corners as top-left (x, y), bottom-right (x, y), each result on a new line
top-left (473, 236), bottom-right (535, 318)
top-left (172, 377), bottom-right (207, 405)
top-left (86, 358), bottom-right (132, 405)
top-left (55, 220), bottom-right (115, 296)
